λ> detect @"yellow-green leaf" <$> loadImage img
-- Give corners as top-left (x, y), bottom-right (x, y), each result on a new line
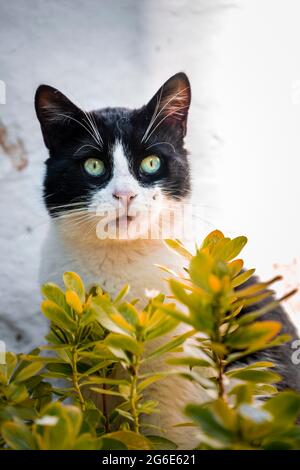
top-left (41, 300), bottom-right (76, 331)
top-left (66, 290), bottom-right (83, 314)
top-left (63, 271), bottom-right (85, 303)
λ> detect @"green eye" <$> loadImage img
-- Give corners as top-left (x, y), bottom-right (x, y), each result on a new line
top-left (84, 158), bottom-right (105, 176)
top-left (140, 155), bottom-right (161, 175)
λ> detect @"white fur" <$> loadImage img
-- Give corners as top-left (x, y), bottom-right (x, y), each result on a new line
top-left (40, 141), bottom-right (204, 449)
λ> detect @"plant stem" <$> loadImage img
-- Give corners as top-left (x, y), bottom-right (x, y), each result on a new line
top-left (129, 358), bottom-right (140, 434)
top-left (102, 383), bottom-right (109, 433)
top-left (217, 357), bottom-right (227, 401)
top-left (213, 297), bottom-right (227, 402)
top-left (71, 348), bottom-right (85, 411)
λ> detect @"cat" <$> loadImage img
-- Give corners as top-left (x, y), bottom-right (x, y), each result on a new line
top-left (35, 73), bottom-right (300, 448)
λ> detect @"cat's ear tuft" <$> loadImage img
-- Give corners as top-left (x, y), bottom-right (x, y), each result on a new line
top-left (35, 85), bottom-right (81, 150)
top-left (145, 72), bottom-right (191, 138)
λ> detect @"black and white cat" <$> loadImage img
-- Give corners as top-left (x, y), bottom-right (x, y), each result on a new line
top-left (36, 73), bottom-right (191, 298)
top-left (35, 73), bottom-right (300, 448)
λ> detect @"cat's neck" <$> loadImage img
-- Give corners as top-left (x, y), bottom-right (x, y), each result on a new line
top-left (42, 219), bottom-right (182, 298)
top-left (54, 217), bottom-right (166, 260)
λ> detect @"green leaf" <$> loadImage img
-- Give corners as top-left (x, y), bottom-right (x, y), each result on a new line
top-left (118, 302), bottom-right (139, 326)
top-left (232, 269), bottom-right (256, 288)
top-left (227, 368), bottom-right (281, 384)
top-left (6, 383), bottom-right (29, 403)
top-left (138, 373), bottom-right (170, 392)
top-left (226, 321), bottom-right (281, 350)
top-left (63, 271), bottom-right (85, 303)
top-left (99, 437), bottom-right (128, 450)
top-left (185, 404), bottom-right (235, 447)
top-left (41, 300), bottom-right (76, 331)
top-left (83, 408), bottom-right (105, 432)
top-left (153, 302), bottom-right (194, 327)
top-left (228, 259), bottom-right (244, 277)
top-left (73, 434), bottom-right (101, 450)
top-left (104, 431), bottom-right (153, 450)
top-left (263, 391), bottom-right (300, 425)
top-left (14, 361), bottom-right (44, 383)
top-left (83, 376), bottom-right (129, 387)
top-left (41, 282), bottom-right (69, 312)
top-left (20, 355), bottom-right (68, 364)
top-left (189, 252), bottom-right (214, 291)
top-left (90, 387), bottom-right (122, 397)
top-left (236, 300), bottom-right (280, 325)
top-left (147, 435), bottom-right (178, 450)
top-left (1, 421), bottom-right (37, 450)
top-left (5, 352), bottom-right (18, 381)
top-left (218, 236), bottom-right (248, 262)
top-left (145, 315), bottom-right (179, 341)
top-left (114, 284), bottom-right (130, 304)
top-left (66, 405), bottom-right (83, 439)
top-left (36, 402), bottom-right (73, 450)
top-left (90, 296), bottom-right (132, 335)
top-left (105, 333), bottom-right (142, 355)
top-left (164, 239), bottom-right (193, 260)
top-left (145, 330), bottom-right (194, 360)
top-left (201, 230), bottom-right (225, 251)
top-left (166, 356), bottom-right (213, 369)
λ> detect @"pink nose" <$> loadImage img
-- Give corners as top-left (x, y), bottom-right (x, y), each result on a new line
top-left (112, 191), bottom-right (137, 206)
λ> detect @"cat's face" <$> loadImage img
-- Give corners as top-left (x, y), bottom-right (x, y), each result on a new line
top-left (35, 73), bottom-right (191, 240)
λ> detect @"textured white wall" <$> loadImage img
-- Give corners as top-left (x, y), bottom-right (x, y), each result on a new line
top-left (0, 0), bottom-right (227, 351)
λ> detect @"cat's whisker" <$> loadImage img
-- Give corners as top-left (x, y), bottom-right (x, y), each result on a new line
top-left (43, 192), bottom-right (57, 200)
top-left (55, 113), bottom-right (102, 150)
top-left (49, 202), bottom-right (87, 209)
top-left (48, 200), bottom-right (89, 210)
top-left (53, 210), bottom-right (91, 220)
top-left (141, 86), bottom-right (164, 143)
top-left (50, 208), bottom-right (87, 217)
top-left (144, 104), bottom-right (190, 144)
top-left (56, 213), bottom-right (98, 230)
top-left (74, 143), bottom-right (102, 155)
top-left (59, 218), bottom-right (97, 231)
top-left (89, 112), bottom-right (104, 146)
top-left (51, 211), bottom-right (90, 222)
top-left (145, 141), bottom-right (176, 153)
top-left (59, 92), bottom-right (103, 148)
top-left (142, 87), bottom-right (190, 143)
top-left (82, 110), bottom-right (103, 147)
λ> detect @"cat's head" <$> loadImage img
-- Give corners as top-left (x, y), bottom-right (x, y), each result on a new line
top-left (35, 73), bottom-right (191, 240)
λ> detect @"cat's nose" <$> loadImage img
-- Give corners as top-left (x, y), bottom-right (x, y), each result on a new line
top-left (112, 191), bottom-right (137, 207)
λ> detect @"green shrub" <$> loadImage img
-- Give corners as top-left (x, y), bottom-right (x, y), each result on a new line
top-left (0, 230), bottom-right (299, 450)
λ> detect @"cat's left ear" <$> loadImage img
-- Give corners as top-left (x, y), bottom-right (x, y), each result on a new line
top-left (144, 72), bottom-right (191, 138)
top-left (35, 84), bottom-right (83, 151)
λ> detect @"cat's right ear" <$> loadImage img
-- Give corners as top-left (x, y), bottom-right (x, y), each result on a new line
top-left (35, 85), bottom-right (82, 150)
top-left (143, 73), bottom-right (191, 139)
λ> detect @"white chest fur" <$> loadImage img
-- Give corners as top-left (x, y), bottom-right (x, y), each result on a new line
top-left (40, 221), bottom-right (182, 297)
top-left (40, 221), bottom-right (203, 449)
